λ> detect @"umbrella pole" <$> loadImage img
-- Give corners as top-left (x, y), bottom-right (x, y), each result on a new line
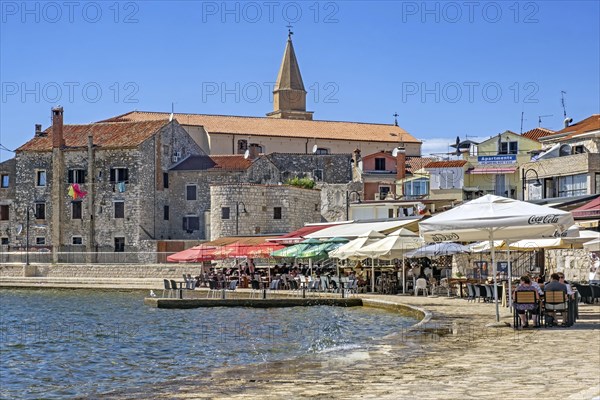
top-left (491, 230), bottom-right (500, 322)
top-left (402, 254), bottom-right (406, 294)
top-left (371, 257), bottom-right (375, 293)
top-left (507, 241), bottom-right (513, 310)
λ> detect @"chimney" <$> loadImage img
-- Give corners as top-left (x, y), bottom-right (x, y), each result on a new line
top-left (563, 117), bottom-right (573, 128)
top-left (51, 106), bottom-right (65, 148)
top-left (395, 147), bottom-right (406, 181)
top-left (35, 124), bottom-right (43, 137)
top-left (248, 144), bottom-right (260, 160)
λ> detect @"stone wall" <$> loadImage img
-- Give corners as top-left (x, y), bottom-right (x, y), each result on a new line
top-left (210, 184), bottom-right (322, 239)
top-left (545, 249), bottom-right (594, 282)
top-left (317, 181), bottom-right (362, 222)
top-left (0, 263), bottom-right (199, 279)
top-left (250, 153), bottom-right (352, 184)
top-left (0, 158), bottom-right (16, 249)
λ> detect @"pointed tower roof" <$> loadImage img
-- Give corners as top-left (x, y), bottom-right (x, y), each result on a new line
top-left (274, 36), bottom-right (305, 92)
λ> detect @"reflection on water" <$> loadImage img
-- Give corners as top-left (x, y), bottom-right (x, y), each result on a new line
top-left (0, 289), bottom-right (415, 399)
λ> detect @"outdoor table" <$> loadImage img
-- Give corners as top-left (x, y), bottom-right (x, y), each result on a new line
top-left (449, 278), bottom-right (467, 298)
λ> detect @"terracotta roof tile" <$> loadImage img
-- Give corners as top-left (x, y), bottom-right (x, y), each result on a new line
top-left (406, 157), bottom-right (437, 173)
top-left (100, 111), bottom-right (421, 144)
top-left (171, 155), bottom-right (252, 171)
top-left (16, 120), bottom-right (169, 152)
top-left (553, 114), bottom-right (600, 140)
top-left (521, 127), bottom-right (555, 142)
top-left (424, 160), bottom-right (468, 168)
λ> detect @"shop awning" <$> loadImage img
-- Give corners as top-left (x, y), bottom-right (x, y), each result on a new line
top-left (467, 167), bottom-right (517, 175)
top-left (269, 222), bottom-right (349, 244)
top-left (305, 218), bottom-right (420, 240)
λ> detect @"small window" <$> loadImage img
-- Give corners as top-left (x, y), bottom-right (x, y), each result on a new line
top-left (35, 203), bottom-right (46, 220)
top-left (1, 237), bottom-right (8, 245)
top-left (375, 158), bottom-right (386, 171)
top-left (110, 168), bottom-right (129, 183)
top-left (388, 209), bottom-right (394, 218)
top-left (315, 148), bottom-right (329, 155)
top-left (72, 236), bottom-right (83, 245)
top-left (72, 202), bottom-right (82, 219)
top-left (313, 169), bottom-right (323, 181)
top-left (1, 174), bottom-right (9, 188)
top-left (163, 173), bottom-right (169, 189)
top-left (163, 205), bottom-right (170, 220)
top-left (572, 145), bottom-right (585, 155)
top-left (221, 207), bottom-right (230, 220)
top-left (0, 205), bottom-right (8, 221)
top-left (238, 139), bottom-right (248, 152)
top-left (67, 169), bottom-right (86, 184)
top-left (249, 143), bottom-right (263, 153)
top-left (182, 216), bottom-right (200, 232)
top-left (314, 204), bottom-right (319, 211)
top-left (36, 170), bottom-right (47, 186)
top-left (114, 201), bottom-right (125, 219)
top-left (114, 237), bottom-right (125, 252)
top-left (186, 185), bottom-right (197, 201)
top-left (273, 207), bottom-right (282, 220)
top-left (35, 237), bottom-right (46, 245)
top-left (499, 141), bottom-right (518, 155)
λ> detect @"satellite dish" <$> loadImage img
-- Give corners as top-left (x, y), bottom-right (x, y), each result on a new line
top-left (16, 224), bottom-right (23, 235)
top-left (243, 149), bottom-right (250, 159)
top-left (312, 144), bottom-right (318, 154)
top-left (392, 147), bottom-right (398, 157)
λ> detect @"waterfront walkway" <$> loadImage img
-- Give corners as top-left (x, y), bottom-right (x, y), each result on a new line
top-left (107, 294), bottom-right (600, 400)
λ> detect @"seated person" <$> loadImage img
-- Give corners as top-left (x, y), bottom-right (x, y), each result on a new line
top-left (513, 275), bottom-right (540, 328)
top-left (544, 273), bottom-right (569, 326)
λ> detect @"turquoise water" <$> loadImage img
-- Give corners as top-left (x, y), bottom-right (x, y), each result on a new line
top-left (0, 289), bottom-right (415, 399)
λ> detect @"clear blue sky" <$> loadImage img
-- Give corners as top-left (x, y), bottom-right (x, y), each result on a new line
top-left (1, 0), bottom-right (599, 160)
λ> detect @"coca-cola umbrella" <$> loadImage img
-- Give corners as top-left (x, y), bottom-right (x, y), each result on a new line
top-left (419, 195), bottom-right (574, 324)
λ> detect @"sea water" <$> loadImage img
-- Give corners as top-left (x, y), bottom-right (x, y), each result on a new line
top-left (0, 289), bottom-right (416, 399)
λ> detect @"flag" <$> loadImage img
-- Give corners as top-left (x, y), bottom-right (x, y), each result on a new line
top-left (68, 184), bottom-right (76, 199)
top-left (72, 183), bottom-right (87, 199)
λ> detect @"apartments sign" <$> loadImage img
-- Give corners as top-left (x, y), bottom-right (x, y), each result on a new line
top-left (477, 155), bottom-right (517, 164)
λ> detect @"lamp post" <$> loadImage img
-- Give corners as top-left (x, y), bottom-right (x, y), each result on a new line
top-left (235, 201), bottom-right (247, 236)
top-left (25, 206), bottom-right (35, 266)
top-left (345, 190), bottom-right (361, 221)
top-left (521, 168), bottom-right (542, 201)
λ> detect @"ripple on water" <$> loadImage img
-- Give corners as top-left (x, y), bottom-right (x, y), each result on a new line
top-left (0, 289), bottom-right (416, 399)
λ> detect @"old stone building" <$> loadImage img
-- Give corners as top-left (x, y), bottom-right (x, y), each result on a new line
top-left (13, 107), bottom-right (205, 260)
top-left (210, 184), bottom-right (321, 240)
top-left (0, 158), bottom-right (16, 250)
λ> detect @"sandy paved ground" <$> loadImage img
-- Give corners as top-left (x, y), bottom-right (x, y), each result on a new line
top-left (106, 295), bottom-right (600, 400)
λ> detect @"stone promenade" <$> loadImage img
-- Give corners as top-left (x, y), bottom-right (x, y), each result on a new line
top-left (106, 294), bottom-right (600, 400)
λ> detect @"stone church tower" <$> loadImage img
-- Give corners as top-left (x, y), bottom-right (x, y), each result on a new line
top-left (266, 32), bottom-right (313, 120)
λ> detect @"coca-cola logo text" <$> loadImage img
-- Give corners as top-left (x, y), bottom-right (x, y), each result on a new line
top-left (431, 233), bottom-right (460, 242)
top-left (528, 214), bottom-right (560, 225)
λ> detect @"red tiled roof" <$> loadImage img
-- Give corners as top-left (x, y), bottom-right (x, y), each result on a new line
top-left (171, 155), bottom-right (252, 171)
top-left (571, 196), bottom-right (600, 219)
top-left (16, 120), bottom-right (169, 152)
top-left (424, 160), bottom-right (468, 168)
top-left (100, 111), bottom-right (421, 144)
top-left (406, 157), bottom-right (436, 173)
top-left (521, 127), bottom-right (555, 142)
top-left (554, 115), bottom-right (600, 140)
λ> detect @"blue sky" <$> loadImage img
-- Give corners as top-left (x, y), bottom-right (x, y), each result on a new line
top-left (1, 0), bottom-right (599, 161)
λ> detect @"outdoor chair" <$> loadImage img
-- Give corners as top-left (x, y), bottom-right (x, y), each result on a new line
top-left (162, 279), bottom-right (173, 298)
top-left (544, 290), bottom-right (569, 327)
top-left (169, 279), bottom-right (182, 299)
top-left (186, 274), bottom-right (195, 289)
top-left (415, 278), bottom-right (428, 297)
top-left (207, 280), bottom-right (220, 298)
top-left (483, 285), bottom-right (494, 302)
top-left (573, 283), bottom-right (593, 304)
top-left (227, 280), bottom-right (238, 293)
top-left (344, 279), bottom-right (358, 297)
top-left (513, 290), bottom-right (540, 329)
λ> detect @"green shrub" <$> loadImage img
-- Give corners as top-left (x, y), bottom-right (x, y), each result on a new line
top-left (285, 177), bottom-right (316, 189)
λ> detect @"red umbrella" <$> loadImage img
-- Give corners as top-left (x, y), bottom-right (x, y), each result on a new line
top-left (246, 242), bottom-right (285, 258)
top-left (167, 244), bottom-right (217, 263)
top-left (212, 242), bottom-right (252, 259)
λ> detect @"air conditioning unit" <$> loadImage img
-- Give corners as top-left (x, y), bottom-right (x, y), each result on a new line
top-left (374, 193), bottom-right (381, 200)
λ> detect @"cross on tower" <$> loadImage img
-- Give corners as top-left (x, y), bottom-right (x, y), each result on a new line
top-left (286, 25), bottom-right (294, 40)
top-left (393, 112), bottom-right (399, 126)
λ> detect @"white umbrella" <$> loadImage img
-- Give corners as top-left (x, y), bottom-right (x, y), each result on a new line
top-left (328, 230), bottom-right (385, 293)
top-left (583, 238), bottom-right (600, 252)
top-left (355, 228), bottom-right (424, 294)
top-left (405, 242), bottom-right (471, 258)
top-left (420, 194), bottom-right (574, 323)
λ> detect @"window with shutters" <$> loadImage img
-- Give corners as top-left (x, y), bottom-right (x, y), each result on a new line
top-left (67, 169), bottom-right (86, 184)
top-left (110, 168), bottom-right (129, 183)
